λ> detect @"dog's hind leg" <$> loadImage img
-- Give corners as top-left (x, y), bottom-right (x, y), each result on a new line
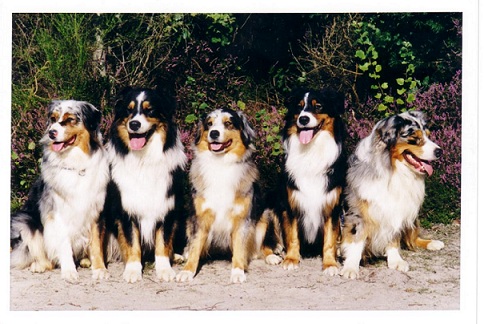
top-left (402, 219), bottom-right (445, 251)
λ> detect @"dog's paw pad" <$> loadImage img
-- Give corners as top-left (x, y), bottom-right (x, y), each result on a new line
top-left (61, 269), bottom-right (79, 282)
top-left (123, 262), bottom-right (142, 283)
top-left (265, 254), bottom-right (283, 265)
top-left (427, 240), bottom-right (445, 251)
top-left (388, 259), bottom-right (409, 272)
top-left (340, 266), bottom-right (359, 279)
top-left (92, 268), bottom-right (110, 280)
top-left (230, 268), bottom-right (246, 283)
top-left (157, 268), bottom-right (176, 282)
top-left (322, 265), bottom-right (339, 277)
top-left (176, 270), bottom-right (195, 282)
top-left (282, 258), bottom-right (299, 270)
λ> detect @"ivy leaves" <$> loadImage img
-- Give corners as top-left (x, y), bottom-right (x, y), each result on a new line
top-left (353, 21), bottom-right (420, 114)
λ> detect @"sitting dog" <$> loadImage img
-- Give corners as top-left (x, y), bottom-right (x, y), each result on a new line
top-left (176, 108), bottom-right (261, 283)
top-left (10, 100), bottom-right (110, 281)
top-left (340, 110), bottom-right (445, 279)
top-left (260, 88), bottom-right (347, 276)
top-left (102, 87), bottom-right (187, 283)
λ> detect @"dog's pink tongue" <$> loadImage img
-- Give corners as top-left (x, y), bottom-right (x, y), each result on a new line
top-left (299, 129), bottom-right (314, 144)
top-left (422, 161), bottom-right (434, 177)
top-left (210, 143), bottom-right (223, 151)
top-left (130, 137), bottom-right (146, 150)
top-left (52, 142), bottom-right (64, 152)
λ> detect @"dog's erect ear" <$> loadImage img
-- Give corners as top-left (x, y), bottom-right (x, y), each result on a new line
top-left (80, 102), bottom-right (102, 132)
top-left (237, 110), bottom-right (255, 147)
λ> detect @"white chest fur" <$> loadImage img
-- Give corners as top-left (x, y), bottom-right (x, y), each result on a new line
top-left (285, 131), bottom-right (341, 243)
top-left (191, 151), bottom-right (254, 248)
top-left (108, 134), bottom-right (187, 245)
top-left (40, 146), bottom-right (110, 252)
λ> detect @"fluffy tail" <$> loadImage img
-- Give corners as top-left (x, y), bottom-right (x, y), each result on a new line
top-left (10, 212), bottom-right (52, 271)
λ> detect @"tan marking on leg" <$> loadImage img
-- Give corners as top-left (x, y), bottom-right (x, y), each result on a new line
top-left (89, 222), bottom-right (106, 271)
top-left (281, 210), bottom-right (300, 268)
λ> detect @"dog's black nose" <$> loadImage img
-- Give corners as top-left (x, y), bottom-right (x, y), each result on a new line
top-left (48, 130), bottom-right (57, 140)
top-left (299, 115), bottom-right (310, 126)
top-left (129, 120), bottom-right (141, 132)
top-left (209, 130), bottom-right (220, 140)
top-left (435, 148), bottom-right (443, 158)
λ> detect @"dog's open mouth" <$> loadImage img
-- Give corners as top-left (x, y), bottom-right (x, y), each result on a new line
top-left (403, 150), bottom-right (434, 176)
top-left (298, 127), bottom-right (320, 144)
top-left (210, 140), bottom-right (232, 153)
top-left (129, 133), bottom-right (148, 150)
top-left (52, 136), bottom-right (76, 152)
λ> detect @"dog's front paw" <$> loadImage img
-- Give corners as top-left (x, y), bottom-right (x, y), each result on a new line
top-left (123, 262), bottom-right (142, 283)
top-left (265, 254), bottom-right (283, 265)
top-left (340, 266), bottom-right (360, 279)
top-left (92, 268), bottom-right (110, 280)
top-left (388, 259), bottom-right (409, 272)
top-left (176, 270), bottom-right (195, 282)
top-left (61, 268), bottom-right (79, 282)
top-left (29, 261), bottom-right (50, 273)
top-left (427, 240), bottom-right (445, 251)
top-left (230, 268), bottom-right (246, 283)
top-left (322, 265), bottom-right (339, 277)
top-left (282, 257), bottom-right (299, 270)
top-left (157, 268), bottom-right (176, 282)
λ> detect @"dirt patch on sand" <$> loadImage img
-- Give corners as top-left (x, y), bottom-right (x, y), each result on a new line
top-left (9, 224), bottom-right (459, 312)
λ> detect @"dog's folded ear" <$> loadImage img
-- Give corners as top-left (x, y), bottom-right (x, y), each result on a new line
top-left (79, 102), bottom-right (102, 132)
top-left (375, 115), bottom-right (406, 148)
top-left (155, 87), bottom-right (177, 119)
top-left (320, 88), bottom-right (345, 116)
top-left (237, 110), bottom-right (256, 148)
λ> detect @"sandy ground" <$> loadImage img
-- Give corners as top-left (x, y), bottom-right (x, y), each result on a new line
top-left (8, 223), bottom-right (460, 315)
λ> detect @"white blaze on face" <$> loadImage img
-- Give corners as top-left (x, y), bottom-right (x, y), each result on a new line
top-left (297, 92), bottom-right (319, 144)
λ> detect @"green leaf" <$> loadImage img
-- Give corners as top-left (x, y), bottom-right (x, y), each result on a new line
top-left (236, 100), bottom-right (246, 110)
top-left (396, 98), bottom-right (405, 105)
top-left (409, 81), bottom-right (417, 89)
top-left (384, 95), bottom-right (394, 103)
top-left (375, 65), bottom-right (382, 72)
top-left (396, 78), bottom-right (405, 86)
top-left (381, 82), bottom-right (389, 89)
top-left (28, 141), bottom-right (36, 150)
top-left (11, 151), bottom-right (18, 160)
top-left (184, 114), bottom-right (198, 124)
top-left (355, 49), bottom-right (366, 60)
top-left (406, 93), bottom-right (416, 103)
top-left (397, 88), bottom-right (406, 95)
top-left (358, 62), bottom-right (369, 72)
top-left (371, 84), bottom-right (379, 90)
top-left (377, 103), bottom-right (387, 111)
top-left (199, 102), bottom-right (209, 110)
top-left (374, 93), bottom-right (382, 99)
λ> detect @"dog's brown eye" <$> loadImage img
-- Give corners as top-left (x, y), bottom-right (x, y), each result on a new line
top-left (224, 121), bottom-right (232, 128)
top-left (207, 121), bottom-right (213, 127)
top-left (50, 116), bottom-right (56, 123)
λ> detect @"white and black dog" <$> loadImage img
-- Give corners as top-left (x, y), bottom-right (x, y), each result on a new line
top-left (102, 87), bottom-right (187, 283)
top-left (10, 100), bottom-right (110, 281)
top-left (176, 108), bottom-right (261, 283)
top-left (340, 110), bottom-right (445, 279)
top-left (261, 88), bottom-right (347, 275)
